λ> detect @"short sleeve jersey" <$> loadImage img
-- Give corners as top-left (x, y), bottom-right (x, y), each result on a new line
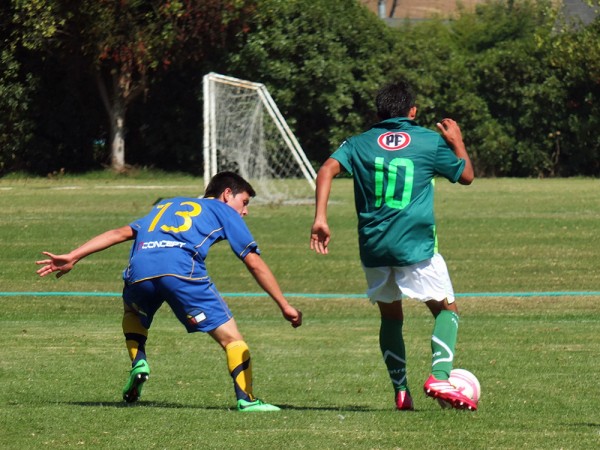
top-left (331, 117), bottom-right (465, 267)
top-left (123, 197), bottom-right (259, 283)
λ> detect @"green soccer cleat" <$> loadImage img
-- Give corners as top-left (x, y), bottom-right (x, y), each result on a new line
top-left (122, 359), bottom-right (150, 403)
top-left (237, 398), bottom-right (281, 412)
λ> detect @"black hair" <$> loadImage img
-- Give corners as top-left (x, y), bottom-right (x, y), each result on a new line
top-left (203, 171), bottom-right (256, 198)
top-left (375, 80), bottom-right (416, 120)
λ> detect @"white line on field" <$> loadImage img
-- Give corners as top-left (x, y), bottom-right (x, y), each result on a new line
top-left (44, 185), bottom-right (190, 190)
top-left (94, 185), bottom-right (191, 189)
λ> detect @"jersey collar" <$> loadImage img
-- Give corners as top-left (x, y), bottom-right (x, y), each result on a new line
top-left (373, 117), bottom-right (417, 130)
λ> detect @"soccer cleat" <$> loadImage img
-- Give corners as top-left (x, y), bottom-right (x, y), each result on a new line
top-left (423, 375), bottom-right (477, 411)
top-left (122, 359), bottom-right (150, 403)
top-left (395, 389), bottom-right (414, 411)
top-left (237, 398), bottom-right (281, 412)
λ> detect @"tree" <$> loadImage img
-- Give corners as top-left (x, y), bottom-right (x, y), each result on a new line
top-left (227, 0), bottom-right (398, 164)
top-left (0, 1), bottom-right (44, 175)
top-left (0, 50), bottom-right (36, 175)
top-left (451, 0), bottom-right (600, 176)
top-left (394, 0), bottom-right (578, 177)
top-left (12, 0), bottom-right (255, 171)
top-left (548, 8), bottom-right (600, 175)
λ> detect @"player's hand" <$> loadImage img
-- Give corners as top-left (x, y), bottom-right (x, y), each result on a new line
top-left (36, 252), bottom-right (75, 278)
top-left (436, 118), bottom-right (464, 149)
top-left (282, 305), bottom-right (303, 328)
top-left (310, 221), bottom-right (331, 255)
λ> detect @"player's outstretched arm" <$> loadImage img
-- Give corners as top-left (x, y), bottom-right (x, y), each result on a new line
top-left (36, 225), bottom-right (135, 278)
top-left (243, 252), bottom-right (302, 328)
top-left (436, 118), bottom-right (474, 185)
top-left (310, 158), bottom-right (342, 254)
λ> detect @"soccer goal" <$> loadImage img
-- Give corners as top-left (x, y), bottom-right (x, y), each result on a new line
top-left (203, 72), bottom-right (316, 204)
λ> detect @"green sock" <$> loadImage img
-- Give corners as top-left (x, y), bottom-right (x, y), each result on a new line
top-left (431, 310), bottom-right (459, 380)
top-left (379, 318), bottom-right (408, 393)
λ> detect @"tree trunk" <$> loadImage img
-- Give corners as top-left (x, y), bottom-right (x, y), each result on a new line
top-left (96, 68), bottom-right (144, 172)
top-left (110, 102), bottom-right (126, 172)
top-left (96, 72), bottom-right (126, 171)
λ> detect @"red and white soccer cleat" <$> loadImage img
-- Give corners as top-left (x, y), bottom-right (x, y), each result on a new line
top-left (423, 375), bottom-right (477, 411)
top-left (395, 389), bottom-right (414, 411)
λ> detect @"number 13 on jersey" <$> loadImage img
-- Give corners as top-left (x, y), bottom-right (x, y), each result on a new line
top-left (148, 201), bottom-right (202, 233)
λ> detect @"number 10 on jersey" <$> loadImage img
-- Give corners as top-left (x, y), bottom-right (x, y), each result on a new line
top-left (374, 157), bottom-right (414, 210)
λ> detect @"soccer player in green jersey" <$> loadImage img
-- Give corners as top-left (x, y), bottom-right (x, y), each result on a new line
top-left (310, 81), bottom-right (476, 411)
top-left (37, 172), bottom-right (302, 412)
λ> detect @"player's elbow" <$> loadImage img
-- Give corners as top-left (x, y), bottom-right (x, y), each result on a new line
top-left (242, 251), bottom-right (262, 270)
top-left (459, 175), bottom-right (474, 185)
top-left (458, 165), bottom-right (474, 185)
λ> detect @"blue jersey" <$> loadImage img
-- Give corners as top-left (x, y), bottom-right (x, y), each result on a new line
top-left (123, 197), bottom-right (259, 283)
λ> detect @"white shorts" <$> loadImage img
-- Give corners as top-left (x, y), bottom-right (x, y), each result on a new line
top-left (363, 253), bottom-right (455, 304)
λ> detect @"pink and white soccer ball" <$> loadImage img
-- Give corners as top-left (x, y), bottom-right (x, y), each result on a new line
top-left (438, 368), bottom-right (481, 408)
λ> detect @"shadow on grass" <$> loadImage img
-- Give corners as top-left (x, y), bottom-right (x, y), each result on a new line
top-left (66, 401), bottom-right (382, 412)
top-left (571, 422), bottom-right (600, 428)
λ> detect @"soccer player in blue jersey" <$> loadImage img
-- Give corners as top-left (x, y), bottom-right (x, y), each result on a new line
top-left (310, 81), bottom-right (476, 411)
top-left (36, 172), bottom-right (302, 412)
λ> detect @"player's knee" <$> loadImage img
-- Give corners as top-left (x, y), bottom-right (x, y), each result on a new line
top-left (122, 309), bottom-right (148, 336)
top-left (377, 300), bottom-right (404, 320)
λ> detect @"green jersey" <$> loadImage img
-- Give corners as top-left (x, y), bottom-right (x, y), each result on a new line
top-left (331, 117), bottom-right (465, 267)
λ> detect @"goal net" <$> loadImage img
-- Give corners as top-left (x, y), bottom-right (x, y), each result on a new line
top-left (203, 72), bottom-right (316, 204)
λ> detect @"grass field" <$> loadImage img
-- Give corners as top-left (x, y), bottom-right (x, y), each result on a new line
top-left (1, 174), bottom-right (600, 449)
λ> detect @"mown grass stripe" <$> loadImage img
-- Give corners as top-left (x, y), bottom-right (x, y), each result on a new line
top-left (2, 291), bottom-right (600, 298)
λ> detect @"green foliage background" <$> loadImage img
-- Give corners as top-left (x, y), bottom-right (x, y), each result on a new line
top-left (1, 0), bottom-right (599, 176)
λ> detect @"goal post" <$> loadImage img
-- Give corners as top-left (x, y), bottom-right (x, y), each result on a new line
top-left (203, 72), bottom-right (316, 203)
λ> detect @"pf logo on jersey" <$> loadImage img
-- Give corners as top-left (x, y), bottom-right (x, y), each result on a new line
top-left (377, 132), bottom-right (411, 151)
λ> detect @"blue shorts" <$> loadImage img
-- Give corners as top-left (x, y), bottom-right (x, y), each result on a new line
top-left (122, 276), bottom-right (233, 333)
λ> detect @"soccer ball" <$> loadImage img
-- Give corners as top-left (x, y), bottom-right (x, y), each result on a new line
top-left (437, 368), bottom-right (481, 408)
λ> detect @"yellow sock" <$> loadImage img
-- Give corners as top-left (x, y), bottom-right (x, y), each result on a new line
top-left (122, 310), bottom-right (148, 362)
top-left (225, 340), bottom-right (254, 401)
